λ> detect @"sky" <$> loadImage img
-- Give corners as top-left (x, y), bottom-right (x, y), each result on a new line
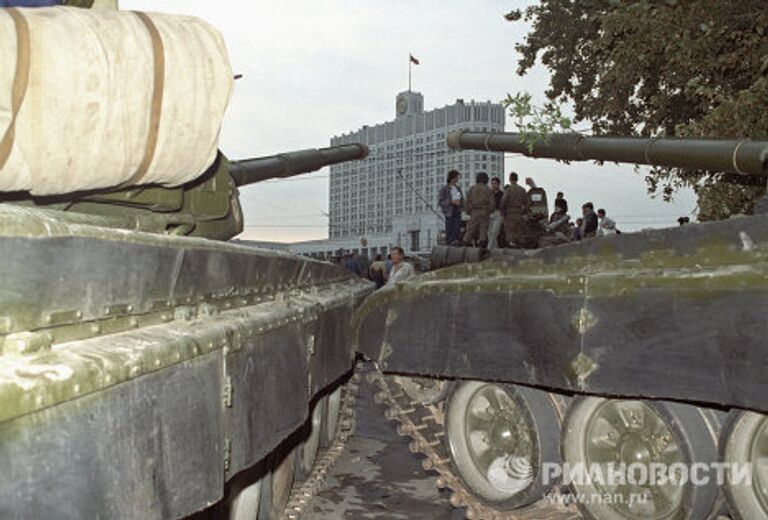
top-left (122, 0), bottom-right (699, 242)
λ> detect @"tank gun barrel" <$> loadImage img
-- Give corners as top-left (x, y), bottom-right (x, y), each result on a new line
top-left (229, 143), bottom-right (369, 187)
top-left (447, 130), bottom-right (768, 177)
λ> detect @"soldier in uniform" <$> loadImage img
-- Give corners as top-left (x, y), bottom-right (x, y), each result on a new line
top-left (463, 172), bottom-right (494, 248)
top-left (500, 171), bottom-right (530, 247)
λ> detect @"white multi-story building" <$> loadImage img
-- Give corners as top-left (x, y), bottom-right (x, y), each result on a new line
top-left (289, 91), bottom-right (505, 259)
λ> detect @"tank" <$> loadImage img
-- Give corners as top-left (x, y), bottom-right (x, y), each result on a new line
top-left (356, 131), bottom-right (768, 519)
top-left (0, 146), bottom-right (372, 520)
top-left (0, 5), bottom-right (373, 518)
top-left (0, 145), bottom-right (372, 520)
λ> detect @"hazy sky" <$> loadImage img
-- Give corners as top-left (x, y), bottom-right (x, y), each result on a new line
top-left (123, 0), bottom-right (698, 242)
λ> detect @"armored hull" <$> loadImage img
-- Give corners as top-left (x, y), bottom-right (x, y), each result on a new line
top-left (0, 205), bottom-right (372, 519)
top-left (356, 132), bottom-right (768, 520)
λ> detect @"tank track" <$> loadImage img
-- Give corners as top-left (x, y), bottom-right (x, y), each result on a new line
top-left (280, 370), bottom-right (361, 520)
top-left (367, 365), bottom-right (582, 520)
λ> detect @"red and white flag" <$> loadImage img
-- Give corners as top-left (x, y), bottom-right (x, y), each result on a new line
top-left (409, 54), bottom-right (420, 65)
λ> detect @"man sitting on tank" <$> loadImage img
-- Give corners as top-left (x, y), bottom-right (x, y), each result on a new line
top-left (554, 191), bottom-right (568, 213)
top-left (581, 203), bottom-right (599, 239)
top-left (572, 218), bottom-right (584, 240)
top-left (384, 247), bottom-right (415, 288)
top-left (539, 205), bottom-right (572, 247)
top-left (597, 208), bottom-right (618, 236)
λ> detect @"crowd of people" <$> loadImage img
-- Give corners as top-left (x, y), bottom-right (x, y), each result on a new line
top-left (338, 168), bottom-right (624, 290)
top-left (439, 169), bottom-right (620, 249)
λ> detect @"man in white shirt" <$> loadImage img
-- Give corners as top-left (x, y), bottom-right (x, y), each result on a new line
top-left (597, 208), bottom-right (618, 236)
top-left (384, 246), bottom-right (414, 288)
top-left (487, 176), bottom-right (504, 249)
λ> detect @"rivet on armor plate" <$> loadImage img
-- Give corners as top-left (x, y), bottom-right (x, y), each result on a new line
top-left (572, 307), bottom-right (597, 334)
top-left (570, 352), bottom-right (597, 386)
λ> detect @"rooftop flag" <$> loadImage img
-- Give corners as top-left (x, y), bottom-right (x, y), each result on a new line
top-left (408, 54), bottom-right (420, 91)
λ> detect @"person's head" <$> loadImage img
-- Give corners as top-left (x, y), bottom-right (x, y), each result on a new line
top-left (447, 170), bottom-right (460, 185)
top-left (582, 202), bottom-right (594, 215)
top-left (597, 208), bottom-right (606, 219)
top-left (491, 177), bottom-right (501, 191)
top-left (475, 172), bottom-right (489, 184)
top-left (556, 192), bottom-right (564, 199)
top-left (375, 254), bottom-right (382, 261)
top-left (678, 216), bottom-right (690, 226)
top-left (576, 218), bottom-right (583, 226)
top-left (509, 172), bottom-right (519, 184)
top-left (391, 246), bottom-right (404, 264)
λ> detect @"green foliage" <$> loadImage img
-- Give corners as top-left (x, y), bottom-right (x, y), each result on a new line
top-left (502, 92), bottom-right (572, 153)
top-left (508, 0), bottom-right (768, 219)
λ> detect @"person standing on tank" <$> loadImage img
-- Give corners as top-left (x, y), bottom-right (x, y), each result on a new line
top-left (500, 172), bottom-right (530, 247)
top-left (463, 172), bottom-right (494, 248)
top-left (487, 176), bottom-right (504, 249)
top-left (438, 170), bottom-right (464, 246)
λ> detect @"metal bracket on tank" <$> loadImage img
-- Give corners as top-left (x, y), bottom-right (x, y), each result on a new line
top-left (223, 438), bottom-right (232, 472)
top-left (1, 331), bottom-right (53, 356)
top-left (222, 376), bottom-right (233, 408)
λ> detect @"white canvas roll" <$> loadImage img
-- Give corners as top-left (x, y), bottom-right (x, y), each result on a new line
top-left (0, 6), bottom-right (233, 195)
top-left (91, 0), bottom-right (119, 9)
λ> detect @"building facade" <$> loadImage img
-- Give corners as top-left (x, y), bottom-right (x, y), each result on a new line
top-left (289, 91), bottom-right (505, 259)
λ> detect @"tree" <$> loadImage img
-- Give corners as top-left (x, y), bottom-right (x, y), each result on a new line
top-left (506, 0), bottom-right (768, 220)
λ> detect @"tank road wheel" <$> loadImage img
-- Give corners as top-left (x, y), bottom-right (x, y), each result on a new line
top-left (295, 400), bottom-right (324, 481)
top-left (320, 386), bottom-right (342, 449)
top-left (258, 448), bottom-right (297, 520)
top-left (721, 410), bottom-right (768, 520)
top-left (228, 477), bottom-right (264, 520)
top-left (393, 376), bottom-right (455, 406)
top-left (562, 397), bottom-right (720, 520)
top-left (444, 381), bottom-right (562, 510)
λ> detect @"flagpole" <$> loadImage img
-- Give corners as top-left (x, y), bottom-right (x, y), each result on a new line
top-left (408, 56), bottom-right (411, 92)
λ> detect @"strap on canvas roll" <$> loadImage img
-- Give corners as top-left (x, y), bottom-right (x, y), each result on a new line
top-left (124, 11), bottom-right (165, 186)
top-left (0, 8), bottom-right (31, 172)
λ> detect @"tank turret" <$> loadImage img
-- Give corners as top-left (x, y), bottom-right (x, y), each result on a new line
top-left (447, 130), bottom-right (768, 177)
top-left (1, 143), bottom-right (368, 241)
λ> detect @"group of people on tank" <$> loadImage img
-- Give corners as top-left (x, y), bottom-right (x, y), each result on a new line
top-left (438, 169), bottom-right (619, 249)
